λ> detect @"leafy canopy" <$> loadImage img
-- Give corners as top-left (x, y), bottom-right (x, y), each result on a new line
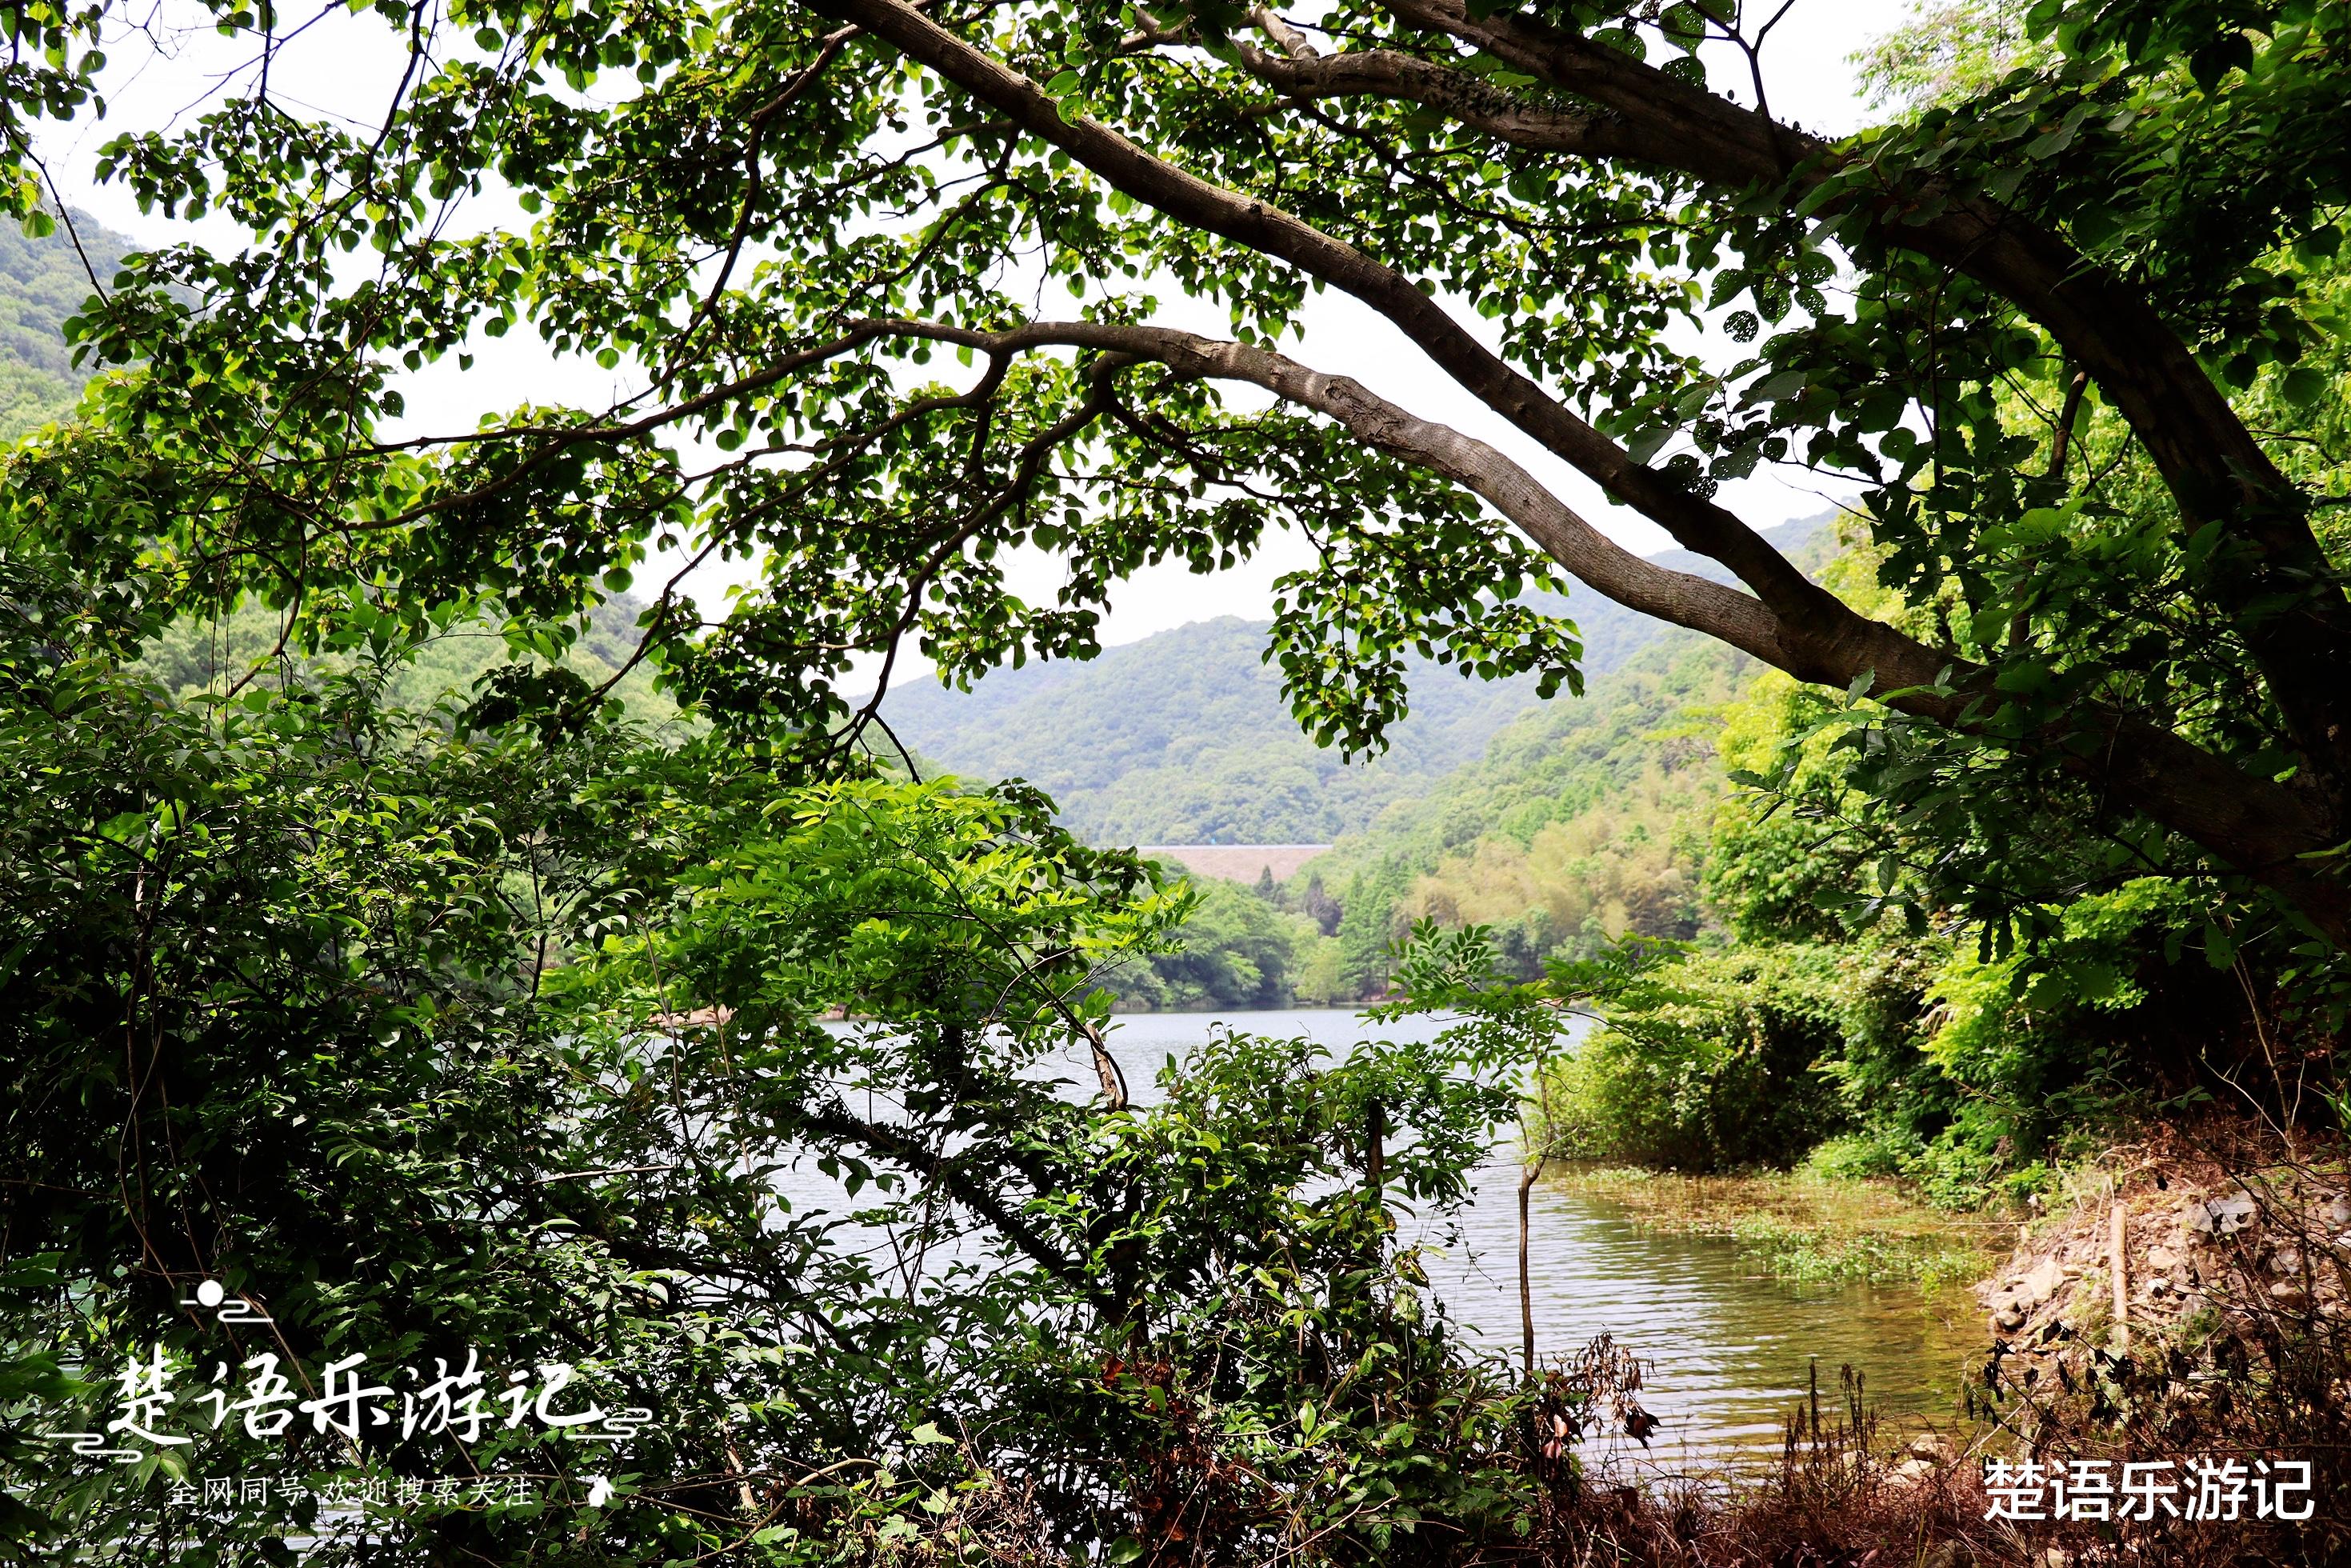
top-left (0, 0), bottom-right (2344, 956)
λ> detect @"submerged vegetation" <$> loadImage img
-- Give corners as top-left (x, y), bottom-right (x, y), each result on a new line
top-left (1563, 1165), bottom-right (2009, 1288)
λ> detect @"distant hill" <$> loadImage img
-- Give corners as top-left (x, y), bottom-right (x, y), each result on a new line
top-left (882, 514), bottom-right (1832, 843)
top-left (0, 211), bottom-right (133, 438)
top-left (885, 614), bottom-right (1534, 843)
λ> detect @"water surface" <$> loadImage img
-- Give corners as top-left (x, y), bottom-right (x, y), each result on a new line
top-left (1094, 1010), bottom-right (1979, 1470)
top-left (799, 1007), bottom-right (1981, 1470)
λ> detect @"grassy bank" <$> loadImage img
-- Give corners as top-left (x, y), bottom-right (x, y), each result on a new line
top-left (1561, 1162), bottom-right (2013, 1288)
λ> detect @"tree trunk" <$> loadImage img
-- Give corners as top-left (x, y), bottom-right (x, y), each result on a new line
top-left (1518, 1154), bottom-right (1543, 1380)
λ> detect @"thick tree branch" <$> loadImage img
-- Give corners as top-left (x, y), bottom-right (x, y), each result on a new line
top-left (1378, 0), bottom-right (2351, 803)
top-left (789, 2), bottom-right (2351, 935)
top-left (810, 0), bottom-right (1841, 651)
top-left (873, 315), bottom-right (2351, 943)
top-left (1232, 38), bottom-right (1649, 158)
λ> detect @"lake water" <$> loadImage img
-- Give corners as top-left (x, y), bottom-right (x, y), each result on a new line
top-left (1100, 1010), bottom-right (1980, 1472)
top-left (803, 1007), bottom-right (1982, 1473)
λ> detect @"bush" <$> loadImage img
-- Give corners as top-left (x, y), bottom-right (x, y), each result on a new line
top-left (1536, 945), bottom-right (1850, 1171)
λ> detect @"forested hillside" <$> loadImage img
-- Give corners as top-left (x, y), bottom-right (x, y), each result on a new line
top-left (1098, 626), bottom-right (1750, 1007)
top-left (883, 514), bottom-right (1828, 843)
top-left (0, 212), bottom-right (130, 437)
top-left (1298, 630), bottom-right (1749, 994)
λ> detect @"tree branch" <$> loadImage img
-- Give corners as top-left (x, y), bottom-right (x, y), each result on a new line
top-left (859, 314), bottom-right (2351, 942)
top-left (811, 0), bottom-right (1859, 689)
top-left (1375, 0), bottom-right (2351, 803)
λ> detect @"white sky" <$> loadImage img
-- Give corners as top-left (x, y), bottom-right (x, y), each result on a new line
top-left (40, 2), bottom-right (1899, 651)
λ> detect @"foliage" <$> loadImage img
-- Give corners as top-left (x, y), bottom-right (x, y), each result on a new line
top-left (1876, 878), bottom-right (2231, 1206)
top-left (0, 529), bottom-right (1592, 1562)
top-left (1536, 942), bottom-right (1852, 1173)
top-left (1558, 618), bottom-right (2307, 1206)
top-left (1103, 875), bottom-right (1308, 1012)
top-left (6, 0), bottom-right (2351, 1558)
top-left (0, 0), bottom-right (2334, 954)
top-left (1856, 1), bottom-right (2053, 110)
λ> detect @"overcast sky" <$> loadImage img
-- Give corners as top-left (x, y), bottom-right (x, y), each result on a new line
top-left (42, 2), bottom-right (1901, 650)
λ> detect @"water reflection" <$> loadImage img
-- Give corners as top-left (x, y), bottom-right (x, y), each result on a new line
top-left (1433, 1164), bottom-right (1977, 1470)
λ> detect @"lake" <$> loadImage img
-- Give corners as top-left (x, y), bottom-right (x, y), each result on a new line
top-left (1098, 1010), bottom-right (1980, 1472)
top-left (802, 1006), bottom-right (1981, 1473)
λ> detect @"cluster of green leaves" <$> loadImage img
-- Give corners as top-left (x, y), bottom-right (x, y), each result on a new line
top-left (1521, 608), bottom-right (2313, 1200)
top-left (0, 507), bottom-right (1594, 1562)
top-left (1709, 3), bottom-right (2351, 952)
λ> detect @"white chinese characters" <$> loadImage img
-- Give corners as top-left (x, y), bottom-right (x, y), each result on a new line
top-left (1984, 1457), bottom-right (2313, 1523)
top-left (45, 1346), bottom-right (651, 1464)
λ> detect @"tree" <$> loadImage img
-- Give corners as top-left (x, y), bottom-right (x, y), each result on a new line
top-left (0, 536), bottom-right (1562, 1559)
top-left (5, 3), bottom-right (2349, 923)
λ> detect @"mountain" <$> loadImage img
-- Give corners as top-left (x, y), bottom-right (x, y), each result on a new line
top-left (885, 615), bottom-right (1536, 843)
top-left (881, 514), bottom-right (1831, 843)
top-left (0, 212), bottom-right (133, 438)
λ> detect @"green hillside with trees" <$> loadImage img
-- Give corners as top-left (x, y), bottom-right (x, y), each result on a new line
top-left (1297, 630), bottom-right (1748, 995)
top-left (0, 211), bottom-right (130, 438)
top-left (888, 613), bottom-right (1534, 842)
top-left (1091, 627), bottom-right (1757, 1011)
top-left (883, 517), bottom-right (1826, 844)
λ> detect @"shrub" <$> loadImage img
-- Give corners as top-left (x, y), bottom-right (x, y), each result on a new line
top-left (1537, 945), bottom-right (1850, 1171)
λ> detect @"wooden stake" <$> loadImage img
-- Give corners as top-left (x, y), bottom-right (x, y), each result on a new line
top-left (2110, 1199), bottom-right (2130, 1354)
top-left (1518, 1157), bottom-right (1544, 1380)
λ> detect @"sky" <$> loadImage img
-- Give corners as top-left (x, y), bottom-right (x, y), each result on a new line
top-left (38, 1), bottom-right (1905, 653)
